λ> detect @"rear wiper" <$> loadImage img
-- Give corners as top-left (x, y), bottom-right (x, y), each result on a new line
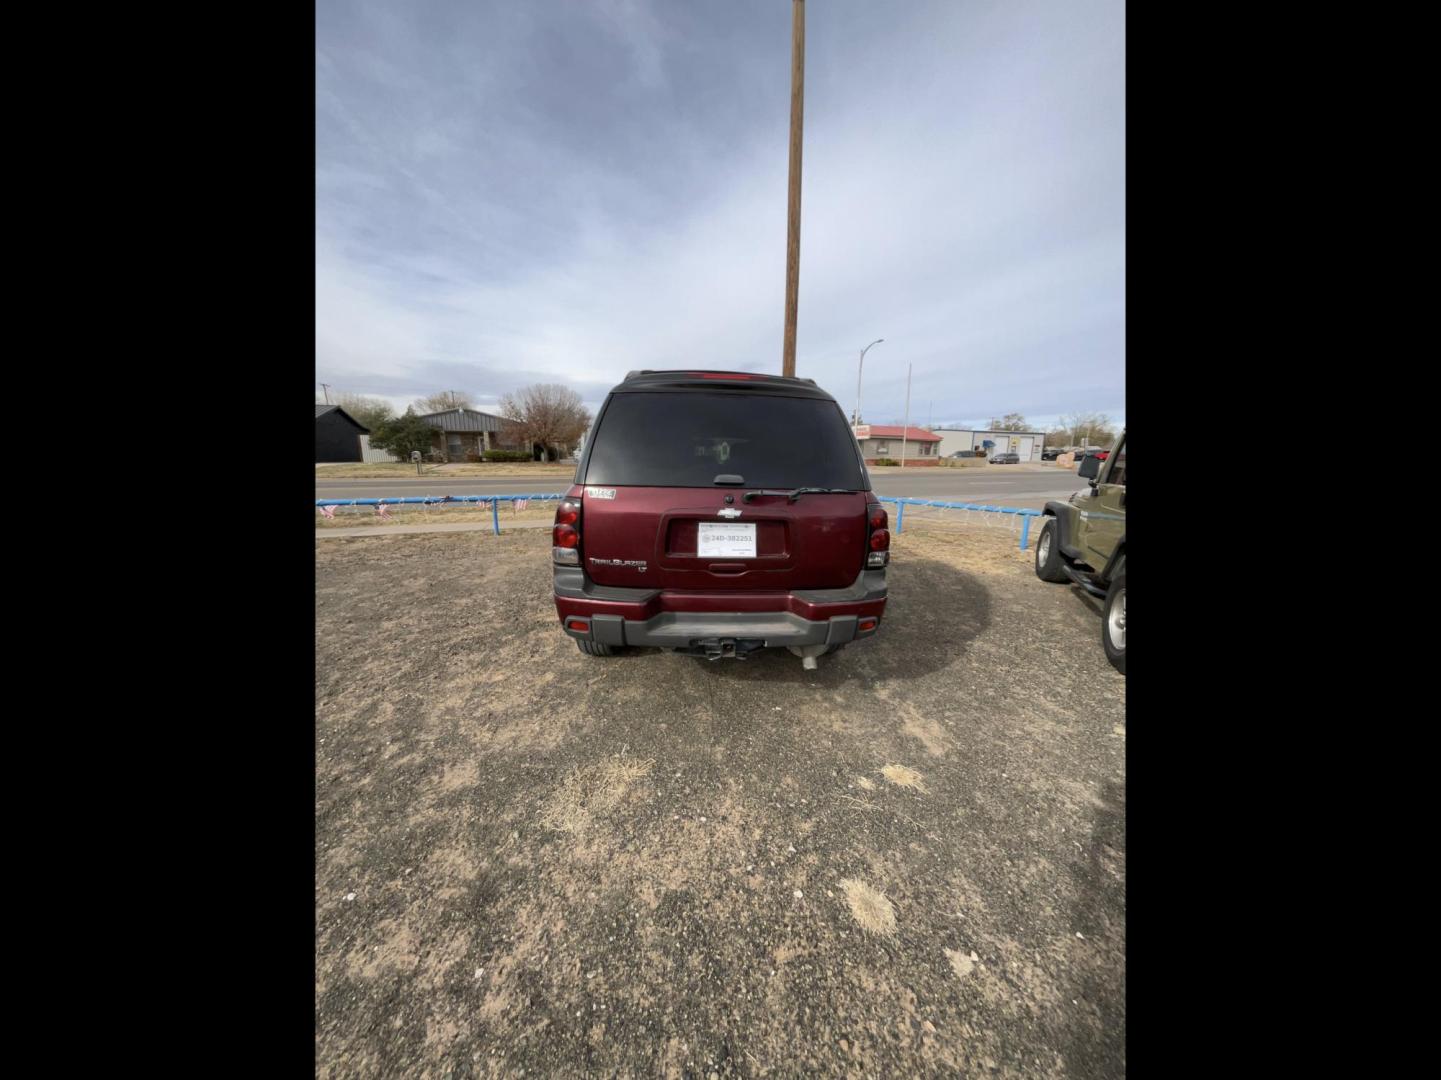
top-left (742, 487), bottom-right (852, 503)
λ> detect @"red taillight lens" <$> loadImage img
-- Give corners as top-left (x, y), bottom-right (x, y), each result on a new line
top-left (869, 529), bottom-right (890, 551)
top-left (868, 505), bottom-right (888, 531)
top-left (566, 619), bottom-right (588, 632)
top-left (858, 617), bottom-right (878, 632)
top-left (555, 500), bottom-right (580, 526)
top-left (553, 525), bottom-right (579, 548)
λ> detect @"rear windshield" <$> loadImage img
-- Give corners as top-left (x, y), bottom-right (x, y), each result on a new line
top-left (583, 391), bottom-right (866, 489)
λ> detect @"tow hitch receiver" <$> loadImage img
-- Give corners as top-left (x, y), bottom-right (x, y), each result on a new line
top-left (682, 638), bottom-right (765, 660)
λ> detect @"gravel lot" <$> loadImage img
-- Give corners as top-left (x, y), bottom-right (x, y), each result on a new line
top-left (316, 524), bottom-right (1125, 1078)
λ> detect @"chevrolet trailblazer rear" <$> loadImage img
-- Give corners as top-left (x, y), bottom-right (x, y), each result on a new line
top-left (552, 370), bottom-right (888, 667)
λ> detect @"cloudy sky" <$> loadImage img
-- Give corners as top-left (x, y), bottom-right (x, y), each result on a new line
top-left (316, 0), bottom-right (1124, 432)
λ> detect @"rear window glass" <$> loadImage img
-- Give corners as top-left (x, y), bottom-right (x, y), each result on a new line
top-left (583, 391), bottom-right (866, 489)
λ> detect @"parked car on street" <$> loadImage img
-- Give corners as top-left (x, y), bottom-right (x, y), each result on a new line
top-left (552, 370), bottom-right (887, 668)
top-left (989, 452), bottom-right (1021, 464)
top-left (1034, 430), bottom-right (1126, 673)
top-left (1041, 447), bottom-right (1062, 460)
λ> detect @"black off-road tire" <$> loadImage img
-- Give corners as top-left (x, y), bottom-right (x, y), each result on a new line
top-left (576, 639), bottom-right (619, 657)
top-left (1102, 571), bottom-right (1125, 675)
top-left (1034, 518), bottom-right (1069, 583)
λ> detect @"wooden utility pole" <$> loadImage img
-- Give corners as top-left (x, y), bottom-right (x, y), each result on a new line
top-left (900, 363), bottom-right (912, 468)
top-left (320, 383), bottom-right (331, 404)
top-left (781, 0), bottom-right (805, 377)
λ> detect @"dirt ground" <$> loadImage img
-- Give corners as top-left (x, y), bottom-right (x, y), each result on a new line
top-left (315, 524), bottom-right (1125, 1078)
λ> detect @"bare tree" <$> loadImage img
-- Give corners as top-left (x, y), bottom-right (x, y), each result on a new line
top-left (412, 390), bottom-right (473, 414)
top-left (499, 384), bottom-right (592, 462)
top-left (987, 412), bottom-right (1029, 431)
top-left (335, 392), bottom-right (394, 432)
top-left (1057, 411), bottom-right (1116, 448)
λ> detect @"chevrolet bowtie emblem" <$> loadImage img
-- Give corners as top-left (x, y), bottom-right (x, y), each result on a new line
top-left (717, 508), bottom-right (743, 519)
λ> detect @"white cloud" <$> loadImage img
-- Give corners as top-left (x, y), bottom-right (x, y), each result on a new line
top-left (315, 0), bottom-right (1124, 424)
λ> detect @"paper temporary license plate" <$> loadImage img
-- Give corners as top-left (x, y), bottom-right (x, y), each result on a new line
top-left (697, 522), bottom-right (757, 558)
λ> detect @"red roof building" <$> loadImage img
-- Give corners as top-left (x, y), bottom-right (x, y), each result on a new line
top-left (852, 424), bottom-right (943, 466)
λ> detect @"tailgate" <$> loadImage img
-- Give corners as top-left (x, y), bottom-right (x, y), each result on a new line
top-left (581, 487), bottom-right (868, 592)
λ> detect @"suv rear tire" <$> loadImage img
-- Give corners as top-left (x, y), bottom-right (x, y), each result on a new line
top-left (1034, 518), bottom-right (1069, 583)
top-left (1102, 571), bottom-right (1125, 674)
top-left (576, 639), bottom-right (620, 657)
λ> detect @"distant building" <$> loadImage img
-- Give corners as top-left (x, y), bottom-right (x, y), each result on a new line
top-left (931, 428), bottom-right (1048, 462)
top-left (315, 404), bottom-right (370, 463)
top-left (851, 425), bottom-right (943, 466)
top-left (416, 408), bottom-right (525, 460)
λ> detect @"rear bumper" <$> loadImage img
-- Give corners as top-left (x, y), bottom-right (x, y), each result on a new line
top-left (554, 566), bottom-right (886, 648)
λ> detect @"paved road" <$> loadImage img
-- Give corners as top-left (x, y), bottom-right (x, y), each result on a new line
top-left (316, 466), bottom-right (1084, 510)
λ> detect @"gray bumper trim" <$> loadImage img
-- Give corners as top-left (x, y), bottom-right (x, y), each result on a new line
top-left (611, 610), bottom-right (862, 649)
top-left (553, 566), bottom-right (660, 603)
top-left (554, 565), bottom-right (884, 604)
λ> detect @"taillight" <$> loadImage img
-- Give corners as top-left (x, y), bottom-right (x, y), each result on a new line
top-left (866, 503), bottom-right (890, 568)
top-left (553, 499), bottom-right (582, 564)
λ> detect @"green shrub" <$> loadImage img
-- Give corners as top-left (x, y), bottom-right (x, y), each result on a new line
top-left (873, 458), bottom-right (900, 467)
top-left (370, 411), bottom-right (440, 462)
top-left (482, 449), bottom-right (533, 462)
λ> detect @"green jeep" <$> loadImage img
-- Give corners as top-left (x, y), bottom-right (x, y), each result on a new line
top-left (1034, 431), bottom-right (1126, 674)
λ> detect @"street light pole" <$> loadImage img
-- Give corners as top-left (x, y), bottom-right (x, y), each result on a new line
top-left (854, 338), bottom-right (883, 426)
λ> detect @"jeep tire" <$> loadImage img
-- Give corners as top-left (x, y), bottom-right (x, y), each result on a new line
top-left (1102, 571), bottom-right (1125, 675)
top-left (1034, 518), bottom-right (1069, 583)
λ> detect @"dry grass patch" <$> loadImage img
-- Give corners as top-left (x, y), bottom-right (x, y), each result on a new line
top-left (316, 503), bottom-right (557, 528)
top-left (839, 879), bottom-right (898, 936)
top-left (881, 764), bottom-right (927, 792)
top-left (315, 462), bottom-right (575, 478)
top-left (539, 755), bottom-right (655, 834)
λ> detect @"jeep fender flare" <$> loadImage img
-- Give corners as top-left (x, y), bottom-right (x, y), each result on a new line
top-left (1041, 502), bottom-right (1085, 562)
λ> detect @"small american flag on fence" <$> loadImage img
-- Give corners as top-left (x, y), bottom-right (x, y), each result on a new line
top-left (512, 499), bottom-right (529, 512)
top-left (375, 503), bottom-right (391, 519)
top-left (319, 505), bottom-right (336, 519)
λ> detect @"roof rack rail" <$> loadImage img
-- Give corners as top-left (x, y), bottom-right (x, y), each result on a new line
top-left (624, 369), bottom-right (817, 386)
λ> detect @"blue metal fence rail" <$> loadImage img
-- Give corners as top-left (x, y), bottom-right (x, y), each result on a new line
top-left (877, 496), bottom-right (1042, 550)
top-left (315, 493), bottom-right (563, 535)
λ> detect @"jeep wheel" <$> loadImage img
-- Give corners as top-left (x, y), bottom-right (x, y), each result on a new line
top-left (1034, 518), bottom-right (1069, 583)
top-left (1102, 572), bottom-right (1125, 675)
top-left (576, 639), bottom-right (620, 657)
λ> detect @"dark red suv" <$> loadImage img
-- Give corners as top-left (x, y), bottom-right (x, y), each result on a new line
top-left (552, 370), bottom-right (889, 667)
